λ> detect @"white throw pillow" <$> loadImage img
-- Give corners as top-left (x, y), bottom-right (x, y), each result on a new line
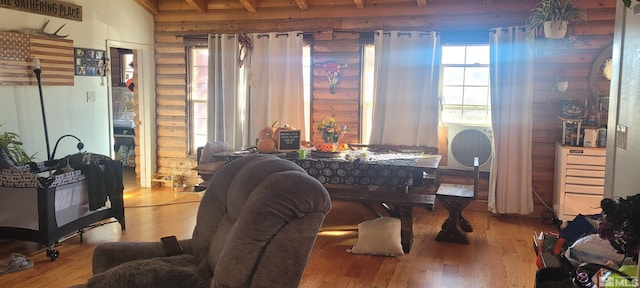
top-left (348, 217), bottom-right (404, 256)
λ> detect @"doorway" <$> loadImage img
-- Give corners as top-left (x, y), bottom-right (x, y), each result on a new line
top-left (110, 48), bottom-right (138, 189)
top-left (106, 39), bottom-right (155, 189)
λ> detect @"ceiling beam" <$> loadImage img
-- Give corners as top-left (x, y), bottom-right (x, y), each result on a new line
top-left (417, 0), bottom-right (427, 6)
top-left (184, 0), bottom-right (208, 13)
top-left (294, 0), bottom-right (309, 10)
top-left (134, 0), bottom-right (159, 15)
top-left (238, 0), bottom-right (257, 13)
top-left (354, 0), bottom-right (365, 9)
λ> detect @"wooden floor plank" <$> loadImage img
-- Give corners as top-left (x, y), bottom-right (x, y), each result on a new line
top-left (0, 185), bottom-right (552, 288)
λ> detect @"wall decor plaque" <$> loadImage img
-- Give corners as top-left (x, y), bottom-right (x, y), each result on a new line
top-left (74, 48), bottom-right (105, 76)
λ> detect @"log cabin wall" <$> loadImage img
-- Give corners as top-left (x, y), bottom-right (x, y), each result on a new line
top-left (151, 0), bottom-right (615, 214)
top-left (311, 32), bottom-right (361, 145)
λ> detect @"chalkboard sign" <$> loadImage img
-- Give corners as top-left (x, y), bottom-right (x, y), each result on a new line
top-left (278, 130), bottom-right (301, 151)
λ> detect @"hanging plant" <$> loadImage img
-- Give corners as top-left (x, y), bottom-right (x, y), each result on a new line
top-left (527, 0), bottom-right (583, 39)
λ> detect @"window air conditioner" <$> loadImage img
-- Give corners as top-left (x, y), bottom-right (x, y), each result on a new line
top-left (442, 124), bottom-right (493, 172)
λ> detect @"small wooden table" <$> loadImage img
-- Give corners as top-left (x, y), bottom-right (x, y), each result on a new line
top-left (435, 184), bottom-right (474, 244)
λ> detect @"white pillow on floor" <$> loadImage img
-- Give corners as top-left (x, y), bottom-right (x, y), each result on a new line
top-left (348, 217), bottom-right (404, 256)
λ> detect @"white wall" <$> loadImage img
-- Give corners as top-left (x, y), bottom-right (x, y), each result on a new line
top-left (605, 2), bottom-right (640, 198)
top-left (0, 0), bottom-right (153, 161)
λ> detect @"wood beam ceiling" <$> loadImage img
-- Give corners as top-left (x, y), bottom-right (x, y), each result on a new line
top-left (184, 0), bottom-right (208, 13)
top-left (354, 0), bottom-right (365, 9)
top-left (238, 0), bottom-right (257, 13)
top-left (134, 0), bottom-right (159, 15)
top-left (294, 0), bottom-right (309, 10)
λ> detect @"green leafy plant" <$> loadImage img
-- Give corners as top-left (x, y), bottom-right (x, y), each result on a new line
top-left (622, 0), bottom-right (632, 8)
top-left (0, 125), bottom-right (36, 166)
top-left (527, 0), bottom-right (583, 31)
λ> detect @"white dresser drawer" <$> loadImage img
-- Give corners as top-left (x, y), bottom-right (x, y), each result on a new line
top-left (566, 168), bottom-right (606, 177)
top-left (566, 176), bottom-right (605, 186)
top-left (563, 193), bottom-right (603, 216)
top-left (566, 155), bottom-right (606, 166)
top-left (565, 184), bottom-right (604, 195)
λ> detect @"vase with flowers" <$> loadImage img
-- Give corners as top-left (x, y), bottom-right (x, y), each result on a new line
top-left (316, 117), bottom-right (348, 152)
top-left (598, 194), bottom-right (640, 263)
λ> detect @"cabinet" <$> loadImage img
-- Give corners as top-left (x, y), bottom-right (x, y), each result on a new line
top-left (553, 143), bottom-right (606, 222)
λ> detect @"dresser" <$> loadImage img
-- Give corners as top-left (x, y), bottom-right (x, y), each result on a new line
top-left (553, 143), bottom-right (606, 222)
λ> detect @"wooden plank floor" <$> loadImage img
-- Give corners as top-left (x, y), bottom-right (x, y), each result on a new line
top-left (0, 184), bottom-right (552, 288)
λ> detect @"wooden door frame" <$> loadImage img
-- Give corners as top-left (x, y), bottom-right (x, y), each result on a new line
top-left (106, 39), bottom-right (156, 187)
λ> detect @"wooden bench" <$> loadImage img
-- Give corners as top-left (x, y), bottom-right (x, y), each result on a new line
top-left (327, 185), bottom-right (437, 254)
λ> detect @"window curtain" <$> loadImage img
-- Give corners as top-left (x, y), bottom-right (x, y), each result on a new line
top-left (488, 26), bottom-right (534, 215)
top-left (247, 32), bottom-right (305, 142)
top-left (207, 34), bottom-right (248, 149)
top-left (369, 31), bottom-right (440, 147)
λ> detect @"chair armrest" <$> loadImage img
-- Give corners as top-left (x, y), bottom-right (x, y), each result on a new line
top-left (92, 239), bottom-right (193, 274)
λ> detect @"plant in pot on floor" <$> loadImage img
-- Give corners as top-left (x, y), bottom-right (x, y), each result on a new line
top-left (527, 0), bottom-right (583, 39)
top-left (0, 125), bottom-right (36, 167)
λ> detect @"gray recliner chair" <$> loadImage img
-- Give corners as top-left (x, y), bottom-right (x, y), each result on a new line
top-left (71, 154), bottom-right (331, 288)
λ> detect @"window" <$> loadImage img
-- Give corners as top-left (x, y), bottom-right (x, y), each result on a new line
top-left (187, 46), bottom-right (208, 154)
top-left (186, 43), bottom-right (312, 153)
top-left (303, 45), bottom-right (311, 142)
top-left (361, 44), bottom-right (375, 144)
top-left (440, 45), bottom-right (491, 125)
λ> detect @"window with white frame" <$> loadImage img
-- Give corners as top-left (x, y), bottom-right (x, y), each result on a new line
top-left (186, 44), bottom-right (312, 154)
top-left (440, 44), bottom-right (491, 125)
top-left (361, 44), bottom-right (375, 144)
top-left (187, 46), bottom-right (209, 154)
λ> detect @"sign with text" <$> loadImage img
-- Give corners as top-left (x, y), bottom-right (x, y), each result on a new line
top-left (278, 130), bottom-right (301, 151)
top-left (0, 0), bottom-right (83, 22)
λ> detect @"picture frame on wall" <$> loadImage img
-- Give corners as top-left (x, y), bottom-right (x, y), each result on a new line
top-left (74, 48), bottom-right (105, 76)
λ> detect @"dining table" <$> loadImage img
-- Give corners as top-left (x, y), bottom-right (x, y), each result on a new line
top-left (211, 149), bottom-right (441, 253)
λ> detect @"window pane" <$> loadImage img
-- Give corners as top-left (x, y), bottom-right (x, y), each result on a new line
top-left (462, 110), bottom-right (490, 124)
top-left (193, 84), bottom-right (207, 101)
top-left (442, 67), bottom-right (464, 85)
top-left (464, 67), bottom-right (489, 86)
top-left (463, 87), bottom-right (489, 105)
top-left (442, 86), bottom-right (463, 105)
top-left (441, 44), bottom-right (490, 125)
top-left (466, 46), bottom-right (489, 64)
top-left (441, 109), bottom-right (462, 124)
top-left (442, 46), bottom-right (465, 64)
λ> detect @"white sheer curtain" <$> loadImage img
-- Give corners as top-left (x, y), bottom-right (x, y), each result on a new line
top-left (488, 26), bottom-right (534, 215)
top-left (207, 34), bottom-right (248, 149)
top-left (369, 31), bottom-right (440, 147)
top-left (248, 32), bottom-right (305, 142)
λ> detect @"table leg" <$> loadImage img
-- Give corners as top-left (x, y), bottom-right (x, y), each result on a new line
top-left (441, 212), bottom-right (473, 232)
top-left (397, 205), bottom-right (413, 254)
top-left (435, 195), bottom-right (472, 244)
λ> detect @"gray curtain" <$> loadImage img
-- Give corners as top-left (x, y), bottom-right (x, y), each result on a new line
top-left (369, 31), bottom-right (440, 147)
top-left (207, 34), bottom-right (247, 149)
top-left (488, 26), bottom-right (534, 215)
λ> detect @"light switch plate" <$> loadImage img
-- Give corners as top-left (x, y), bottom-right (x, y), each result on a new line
top-left (616, 124), bottom-right (627, 149)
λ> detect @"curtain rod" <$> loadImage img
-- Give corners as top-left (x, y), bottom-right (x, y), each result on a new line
top-left (177, 30), bottom-right (366, 39)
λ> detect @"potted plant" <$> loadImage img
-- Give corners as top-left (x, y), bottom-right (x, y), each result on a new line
top-left (527, 0), bottom-right (583, 39)
top-left (0, 125), bottom-right (36, 166)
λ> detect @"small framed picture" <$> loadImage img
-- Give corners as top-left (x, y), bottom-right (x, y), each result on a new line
top-left (74, 47), bottom-right (106, 76)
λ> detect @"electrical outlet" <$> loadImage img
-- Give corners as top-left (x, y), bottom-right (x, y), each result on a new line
top-left (86, 91), bottom-right (96, 102)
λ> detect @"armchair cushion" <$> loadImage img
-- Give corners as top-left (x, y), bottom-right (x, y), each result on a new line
top-left (193, 161), bottom-right (226, 175)
top-left (86, 254), bottom-right (206, 288)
